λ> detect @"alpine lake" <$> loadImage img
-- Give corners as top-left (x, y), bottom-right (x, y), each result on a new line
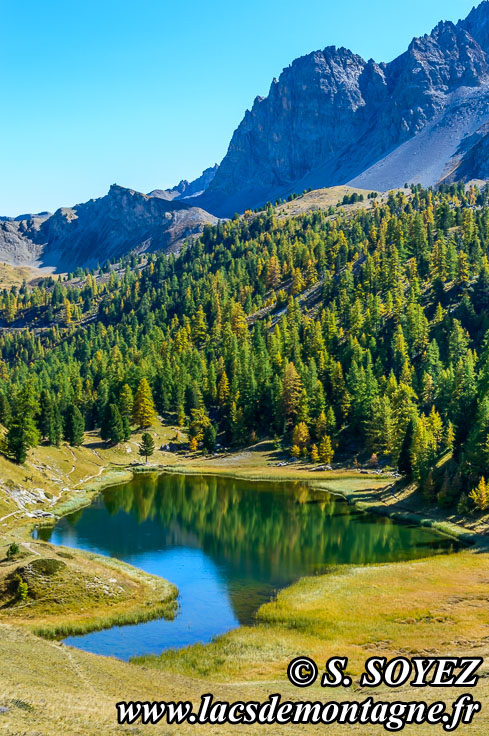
top-left (34, 472), bottom-right (458, 660)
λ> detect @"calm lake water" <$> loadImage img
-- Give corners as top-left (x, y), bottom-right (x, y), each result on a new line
top-left (35, 473), bottom-right (457, 660)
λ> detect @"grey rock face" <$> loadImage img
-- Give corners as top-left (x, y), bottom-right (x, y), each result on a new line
top-left (201, 2), bottom-right (489, 215)
top-left (0, 214), bottom-right (49, 266)
top-left (449, 121), bottom-right (489, 181)
top-left (0, 185), bottom-right (218, 271)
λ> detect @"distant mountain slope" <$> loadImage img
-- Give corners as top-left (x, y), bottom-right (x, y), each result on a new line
top-left (0, 212), bottom-right (51, 222)
top-left (0, 185), bottom-right (218, 271)
top-left (200, 1), bottom-right (489, 215)
top-left (148, 164), bottom-right (218, 201)
top-left (349, 86), bottom-right (489, 190)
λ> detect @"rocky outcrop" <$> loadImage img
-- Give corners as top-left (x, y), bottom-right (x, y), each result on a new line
top-left (0, 185), bottom-right (218, 271)
top-left (0, 214), bottom-right (50, 266)
top-left (201, 1), bottom-right (489, 215)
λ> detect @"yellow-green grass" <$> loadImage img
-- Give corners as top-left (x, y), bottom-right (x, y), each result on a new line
top-left (274, 185), bottom-right (409, 218)
top-left (0, 540), bottom-right (176, 638)
top-left (0, 262), bottom-right (59, 289)
top-left (134, 550), bottom-right (489, 682)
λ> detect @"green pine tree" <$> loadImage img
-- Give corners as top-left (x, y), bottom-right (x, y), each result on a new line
top-left (139, 432), bottom-right (155, 462)
top-left (101, 403), bottom-right (123, 445)
top-left (64, 405), bottom-right (85, 447)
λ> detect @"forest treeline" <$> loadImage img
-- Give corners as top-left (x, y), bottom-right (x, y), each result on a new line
top-left (1, 182), bottom-right (489, 511)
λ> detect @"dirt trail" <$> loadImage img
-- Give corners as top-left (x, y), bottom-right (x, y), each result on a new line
top-left (75, 463), bottom-right (106, 488)
top-left (21, 542), bottom-right (41, 557)
top-left (0, 510), bottom-right (21, 524)
top-left (47, 640), bottom-right (98, 695)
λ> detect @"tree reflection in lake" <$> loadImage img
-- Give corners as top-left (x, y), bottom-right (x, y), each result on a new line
top-left (36, 473), bottom-right (457, 659)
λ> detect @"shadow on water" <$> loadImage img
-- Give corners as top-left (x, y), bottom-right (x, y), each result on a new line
top-left (35, 473), bottom-right (458, 660)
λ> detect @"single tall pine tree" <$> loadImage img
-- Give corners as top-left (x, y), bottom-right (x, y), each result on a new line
top-left (139, 432), bottom-right (155, 463)
top-left (6, 385), bottom-right (40, 464)
top-left (132, 378), bottom-right (155, 428)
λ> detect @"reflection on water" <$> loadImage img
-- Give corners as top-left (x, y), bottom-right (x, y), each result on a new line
top-left (36, 473), bottom-right (456, 660)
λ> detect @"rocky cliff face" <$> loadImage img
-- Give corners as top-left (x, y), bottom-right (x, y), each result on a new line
top-left (201, 1), bottom-right (489, 215)
top-left (0, 185), bottom-right (218, 271)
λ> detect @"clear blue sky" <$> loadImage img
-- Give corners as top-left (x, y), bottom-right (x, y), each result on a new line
top-left (0, 0), bottom-right (478, 215)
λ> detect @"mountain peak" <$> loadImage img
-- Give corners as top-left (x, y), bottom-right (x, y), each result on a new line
top-left (460, 1), bottom-right (489, 50)
top-left (108, 183), bottom-right (141, 198)
top-left (199, 1), bottom-right (489, 215)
